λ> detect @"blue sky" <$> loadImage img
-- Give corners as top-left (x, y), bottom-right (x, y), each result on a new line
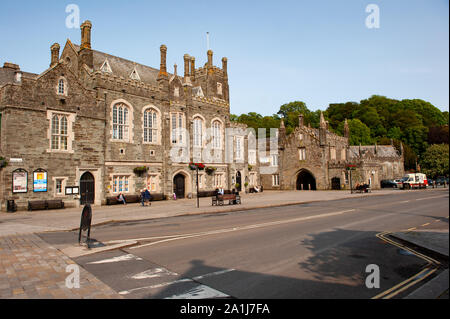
top-left (1, 0), bottom-right (448, 114)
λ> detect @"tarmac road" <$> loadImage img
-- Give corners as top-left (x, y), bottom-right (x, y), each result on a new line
top-left (39, 189), bottom-right (449, 299)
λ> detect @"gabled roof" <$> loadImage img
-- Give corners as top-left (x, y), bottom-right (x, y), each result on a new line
top-left (72, 44), bottom-right (163, 84)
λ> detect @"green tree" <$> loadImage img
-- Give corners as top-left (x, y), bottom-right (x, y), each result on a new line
top-left (420, 144), bottom-right (449, 178)
top-left (343, 119), bottom-right (373, 145)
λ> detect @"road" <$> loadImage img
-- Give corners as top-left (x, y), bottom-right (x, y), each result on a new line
top-left (39, 189), bottom-right (449, 299)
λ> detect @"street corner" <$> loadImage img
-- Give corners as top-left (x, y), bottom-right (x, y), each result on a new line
top-left (59, 239), bottom-right (138, 259)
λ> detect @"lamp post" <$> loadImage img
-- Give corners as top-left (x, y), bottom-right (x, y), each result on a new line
top-left (196, 166), bottom-right (199, 208)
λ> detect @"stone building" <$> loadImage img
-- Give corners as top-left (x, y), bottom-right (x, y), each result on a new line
top-left (0, 21), bottom-right (256, 211)
top-left (260, 113), bottom-right (405, 190)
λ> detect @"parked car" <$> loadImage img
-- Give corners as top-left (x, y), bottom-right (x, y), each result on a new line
top-left (381, 179), bottom-right (397, 188)
top-left (427, 178), bottom-right (434, 187)
top-left (436, 176), bottom-right (448, 185)
top-left (393, 179), bottom-right (404, 188)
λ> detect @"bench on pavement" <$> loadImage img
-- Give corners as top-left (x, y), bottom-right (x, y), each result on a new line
top-left (46, 199), bottom-right (65, 210)
top-left (212, 194), bottom-right (241, 206)
top-left (28, 200), bottom-right (47, 211)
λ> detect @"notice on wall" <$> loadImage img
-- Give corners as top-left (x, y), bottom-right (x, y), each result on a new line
top-left (33, 171), bottom-right (47, 192)
top-left (13, 170), bottom-right (28, 193)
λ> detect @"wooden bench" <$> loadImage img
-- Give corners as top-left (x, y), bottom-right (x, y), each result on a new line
top-left (212, 194), bottom-right (241, 206)
top-left (46, 199), bottom-right (65, 210)
top-left (106, 193), bottom-right (166, 205)
top-left (28, 200), bottom-right (47, 211)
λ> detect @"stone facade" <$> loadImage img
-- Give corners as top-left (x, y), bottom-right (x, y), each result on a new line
top-left (0, 21), bottom-right (254, 211)
top-left (260, 114), bottom-right (405, 191)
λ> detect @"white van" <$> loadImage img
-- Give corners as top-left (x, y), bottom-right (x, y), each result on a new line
top-left (401, 173), bottom-right (428, 189)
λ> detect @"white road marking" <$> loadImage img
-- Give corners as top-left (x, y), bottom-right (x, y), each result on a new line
top-left (400, 200), bottom-right (410, 203)
top-left (130, 209), bottom-right (356, 250)
top-left (192, 269), bottom-right (235, 280)
top-left (415, 195), bottom-right (448, 201)
top-left (131, 268), bottom-right (178, 280)
top-left (119, 269), bottom-right (235, 296)
top-left (164, 285), bottom-right (230, 299)
top-left (87, 254), bottom-right (143, 265)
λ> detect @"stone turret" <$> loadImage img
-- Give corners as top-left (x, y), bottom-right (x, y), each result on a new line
top-left (319, 112), bottom-right (327, 146)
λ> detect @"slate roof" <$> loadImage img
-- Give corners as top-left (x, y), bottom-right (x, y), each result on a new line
top-left (349, 145), bottom-right (400, 159)
top-left (73, 44), bottom-right (163, 85)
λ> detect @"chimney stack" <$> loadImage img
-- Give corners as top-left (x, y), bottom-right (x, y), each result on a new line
top-left (50, 43), bottom-right (60, 68)
top-left (184, 54), bottom-right (190, 78)
top-left (159, 45), bottom-right (168, 77)
top-left (190, 57), bottom-right (196, 80)
top-left (80, 20), bottom-right (92, 50)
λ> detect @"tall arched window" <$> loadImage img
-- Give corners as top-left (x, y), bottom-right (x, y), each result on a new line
top-left (112, 103), bottom-right (129, 141)
top-left (193, 117), bottom-right (204, 147)
top-left (144, 109), bottom-right (158, 143)
top-left (212, 120), bottom-right (222, 149)
top-left (57, 78), bottom-right (67, 96)
top-left (51, 114), bottom-right (68, 150)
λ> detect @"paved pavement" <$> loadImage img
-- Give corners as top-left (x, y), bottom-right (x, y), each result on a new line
top-left (390, 229), bottom-right (449, 299)
top-left (0, 188), bottom-right (447, 299)
top-left (0, 233), bottom-right (121, 299)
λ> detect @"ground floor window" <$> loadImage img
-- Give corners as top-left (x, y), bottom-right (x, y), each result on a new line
top-left (272, 174), bottom-right (280, 186)
top-left (113, 175), bottom-right (130, 193)
top-left (214, 173), bottom-right (225, 188)
top-left (147, 174), bottom-right (160, 193)
top-left (55, 179), bottom-right (63, 195)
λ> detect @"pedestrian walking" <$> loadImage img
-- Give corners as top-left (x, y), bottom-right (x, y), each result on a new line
top-left (144, 188), bottom-right (152, 206)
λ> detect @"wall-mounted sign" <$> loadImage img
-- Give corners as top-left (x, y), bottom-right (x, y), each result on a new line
top-left (66, 186), bottom-right (80, 195)
top-left (9, 158), bottom-right (23, 163)
top-left (12, 169), bottom-right (28, 193)
top-left (33, 169), bottom-right (48, 192)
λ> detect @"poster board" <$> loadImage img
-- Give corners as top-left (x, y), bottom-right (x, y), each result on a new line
top-left (12, 169), bottom-right (28, 193)
top-left (33, 169), bottom-right (48, 192)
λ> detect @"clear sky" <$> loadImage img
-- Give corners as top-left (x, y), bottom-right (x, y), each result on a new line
top-left (1, 0), bottom-right (448, 115)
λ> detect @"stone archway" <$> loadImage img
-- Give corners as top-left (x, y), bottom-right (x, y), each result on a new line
top-left (296, 170), bottom-right (317, 190)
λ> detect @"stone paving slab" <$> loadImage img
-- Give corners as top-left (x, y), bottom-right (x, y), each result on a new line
top-left (390, 230), bottom-right (449, 258)
top-left (405, 269), bottom-right (449, 299)
top-left (0, 233), bottom-right (122, 299)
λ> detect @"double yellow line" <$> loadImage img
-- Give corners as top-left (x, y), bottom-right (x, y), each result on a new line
top-left (372, 231), bottom-right (441, 299)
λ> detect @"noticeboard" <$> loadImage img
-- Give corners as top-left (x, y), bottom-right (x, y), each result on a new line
top-left (33, 169), bottom-right (48, 192)
top-left (12, 169), bottom-right (28, 193)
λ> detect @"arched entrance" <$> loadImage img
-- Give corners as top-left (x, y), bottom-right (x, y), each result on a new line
top-left (236, 171), bottom-right (242, 191)
top-left (80, 172), bottom-right (95, 205)
top-left (331, 177), bottom-right (341, 190)
top-left (296, 170), bottom-right (316, 190)
top-left (173, 174), bottom-right (186, 199)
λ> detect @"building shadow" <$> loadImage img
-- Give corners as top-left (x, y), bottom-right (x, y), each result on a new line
top-left (147, 228), bottom-right (427, 299)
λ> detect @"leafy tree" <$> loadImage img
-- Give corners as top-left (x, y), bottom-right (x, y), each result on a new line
top-left (420, 144), bottom-right (449, 178)
top-left (346, 119), bottom-right (373, 145)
